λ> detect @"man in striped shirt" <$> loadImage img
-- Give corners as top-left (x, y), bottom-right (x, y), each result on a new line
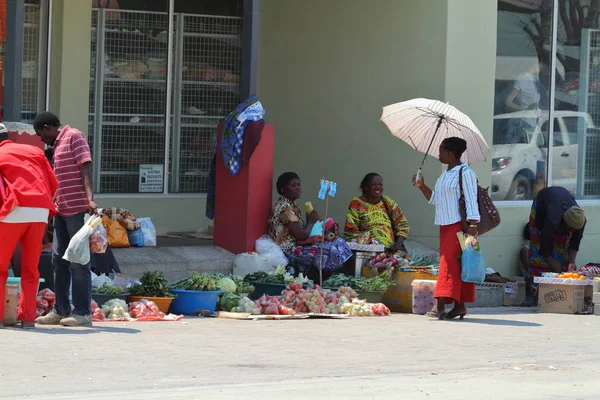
top-left (33, 112), bottom-right (97, 327)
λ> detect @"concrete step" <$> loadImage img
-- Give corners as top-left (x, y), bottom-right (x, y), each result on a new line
top-left (112, 245), bottom-right (235, 283)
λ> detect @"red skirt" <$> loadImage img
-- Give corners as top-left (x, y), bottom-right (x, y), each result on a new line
top-left (434, 222), bottom-right (475, 304)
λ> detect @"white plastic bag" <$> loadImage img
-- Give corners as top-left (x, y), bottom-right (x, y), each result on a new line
top-left (233, 252), bottom-right (271, 277)
top-left (63, 215), bottom-right (103, 265)
top-left (255, 235), bottom-right (289, 268)
top-left (138, 217), bottom-right (157, 247)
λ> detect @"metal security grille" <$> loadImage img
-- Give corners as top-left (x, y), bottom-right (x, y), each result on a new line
top-left (170, 14), bottom-right (241, 193)
top-left (91, 9), bottom-right (169, 193)
top-left (89, 9), bottom-right (98, 178)
top-left (21, 0), bottom-right (40, 122)
top-left (89, 7), bottom-right (242, 194)
top-left (580, 29), bottom-right (600, 198)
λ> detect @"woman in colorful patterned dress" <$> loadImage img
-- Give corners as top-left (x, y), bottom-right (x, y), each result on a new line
top-left (268, 172), bottom-right (352, 281)
top-left (344, 173), bottom-right (410, 252)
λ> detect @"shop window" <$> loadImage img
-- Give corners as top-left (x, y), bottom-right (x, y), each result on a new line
top-left (88, 0), bottom-right (242, 194)
top-left (492, 1), bottom-right (554, 201)
top-left (0, 0), bottom-right (48, 123)
top-left (494, 0), bottom-right (600, 200)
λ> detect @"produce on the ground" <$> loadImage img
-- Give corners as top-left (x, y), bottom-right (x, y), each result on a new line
top-left (218, 277), bottom-right (237, 293)
top-left (243, 266), bottom-right (305, 285)
top-left (230, 296), bottom-right (262, 314)
top-left (341, 299), bottom-right (374, 316)
top-left (128, 271), bottom-right (173, 297)
top-left (170, 272), bottom-right (220, 291)
top-left (220, 274), bottom-right (256, 294)
top-left (36, 289), bottom-right (56, 317)
top-left (371, 303), bottom-right (391, 316)
top-left (218, 292), bottom-right (242, 312)
top-left (557, 272), bottom-right (589, 280)
top-left (323, 271), bottom-right (394, 293)
top-left (100, 298), bottom-right (131, 320)
top-left (129, 299), bottom-right (166, 319)
top-left (355, 270), bottom-right (395, 292)
top-left (93, 282), bottom-right (125, 295)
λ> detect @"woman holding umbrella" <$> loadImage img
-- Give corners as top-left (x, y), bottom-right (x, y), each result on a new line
top-left (413, 137), bottom-right (480, 320)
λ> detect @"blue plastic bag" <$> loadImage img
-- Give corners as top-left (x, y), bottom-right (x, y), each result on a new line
top-left (461, 246), bottom-right (486, 283)
top-left (127, 229), bottom-right (145, 247)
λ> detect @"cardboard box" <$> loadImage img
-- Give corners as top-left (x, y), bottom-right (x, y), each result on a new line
top-left (3, 285), bottom-right (18, 326)
top-left (503, 281), bottom-right (526, 306)
top-left (537, 283), bottom-right (586, 314)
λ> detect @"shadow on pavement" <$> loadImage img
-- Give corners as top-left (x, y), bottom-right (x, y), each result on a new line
top-left (460, 318), bottom-right (541, 327)
top-left (5, 326), bottom-right (141, 335)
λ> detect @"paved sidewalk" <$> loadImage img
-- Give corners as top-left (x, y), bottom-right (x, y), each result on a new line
top-left (1, 308), bottom-right (599, 399)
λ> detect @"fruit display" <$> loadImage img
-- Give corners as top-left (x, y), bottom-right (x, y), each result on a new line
top-left (557, 272), bottom-right (589, 281)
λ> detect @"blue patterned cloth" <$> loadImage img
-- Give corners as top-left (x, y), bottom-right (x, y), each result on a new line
top-left (287, 238), bottom-right (353, 272)
top-left (220, 96), bottom-right (265, 176)
top-left (205, 96), bottom-right (265, 220)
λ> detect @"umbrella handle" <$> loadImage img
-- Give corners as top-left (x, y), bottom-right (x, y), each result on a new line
top-left (413, 168), bottom-right (422, 186)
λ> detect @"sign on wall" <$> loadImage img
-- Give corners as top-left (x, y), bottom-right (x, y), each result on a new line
top-left (139, 164), bottom-right (164, 193)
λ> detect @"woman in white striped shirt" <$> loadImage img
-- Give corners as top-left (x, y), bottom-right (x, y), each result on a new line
top-left (413, 137), bottom-right (480, 320)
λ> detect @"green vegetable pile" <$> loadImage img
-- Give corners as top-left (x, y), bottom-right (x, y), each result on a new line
top-left (170, 272), bottom-right (221, 291)
top-left (129, 271), bottom-right (173, 298)
top-left (93, 282), bottom-right (125, 295)
top-left (217, 292), bottom-right (242, 312)
top-left (408, 249), bottom-right (440, 267)
top-left (323, 271), bottom-right (394, 293)
top-left (243, 266), bottom-right (298, 285)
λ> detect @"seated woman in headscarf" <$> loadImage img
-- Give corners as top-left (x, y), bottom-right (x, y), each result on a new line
top-left (268, 172), bottom-right (352, 281)
top-left (344, 173), bottom-right (410, 252)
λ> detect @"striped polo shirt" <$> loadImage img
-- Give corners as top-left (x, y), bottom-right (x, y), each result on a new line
top-left (429, 163), bottom-right (480, 226)
top-left (53, 125), bottom-right (93, 217)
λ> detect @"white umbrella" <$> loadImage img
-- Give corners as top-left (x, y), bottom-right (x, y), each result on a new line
top-left (380, 98), bottom-right (489, 172)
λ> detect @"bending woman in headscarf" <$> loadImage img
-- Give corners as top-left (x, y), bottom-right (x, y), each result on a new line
top-left (268, 172), bottom-right (352, 281)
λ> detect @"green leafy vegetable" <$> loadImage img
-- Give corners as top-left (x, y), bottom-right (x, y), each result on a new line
top-left (129, 271), bottom-right (173, 297)
top-left (93, 282), bottom-right (125, 295)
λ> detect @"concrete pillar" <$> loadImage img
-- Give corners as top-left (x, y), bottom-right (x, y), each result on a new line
top-left (47, 0), bottom-right (92, 133)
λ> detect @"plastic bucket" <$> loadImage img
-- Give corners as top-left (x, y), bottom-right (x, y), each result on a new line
top-left (127, 296), bottom-right (174, 314)
top-left (169, 290), bottom-right (222, 315)
top-left (92, 293), bottom-right (129, 307)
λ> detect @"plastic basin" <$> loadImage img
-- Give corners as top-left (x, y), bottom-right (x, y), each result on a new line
top-left (92, 293), bottom-right (129, 307)
top-left (248, 282), bottom-right (309, 300)
top-left (127, 296), bottom-right (174, 314)
top-left (169, 289), bottom-right (222, 315)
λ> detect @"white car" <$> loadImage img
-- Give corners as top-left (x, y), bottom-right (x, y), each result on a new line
top-left (490, 110), bottom-right (593, 201)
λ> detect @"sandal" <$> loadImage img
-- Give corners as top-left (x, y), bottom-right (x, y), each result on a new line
top-left (425, 311), bottom-right (439, 318)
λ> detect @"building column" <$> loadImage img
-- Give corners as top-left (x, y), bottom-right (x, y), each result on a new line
top-left (444, 0), bottom-right (497, 187)
top-left (48, 0), bottom-right (92, 133)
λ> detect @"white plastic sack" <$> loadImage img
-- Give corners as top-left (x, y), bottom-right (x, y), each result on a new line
top-left (233, 252), bottom-right (271, 277)
top-left (138, 217), bottom-right (157, 247)
top-left (255, 235), bottom-right (289, 268)
top-left (63, 215), bottom-right (103, 265)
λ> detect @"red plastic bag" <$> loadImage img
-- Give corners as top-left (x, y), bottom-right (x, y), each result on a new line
top-left (264, 304), bottom-right (279, 315)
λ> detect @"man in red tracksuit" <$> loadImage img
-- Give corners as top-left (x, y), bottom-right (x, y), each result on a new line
top-left (0, 125), bottom-right (57, 329)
